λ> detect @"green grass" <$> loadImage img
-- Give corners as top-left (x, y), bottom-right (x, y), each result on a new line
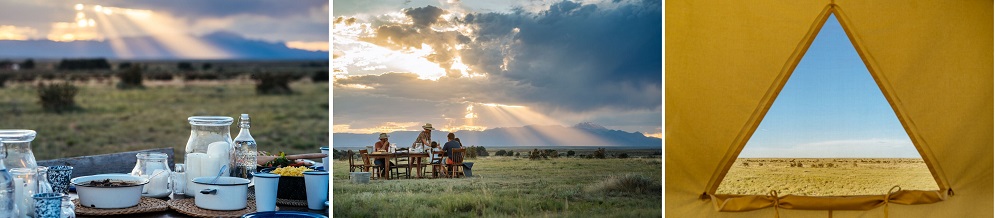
top-left (0, 79), bottom-right (328, 161)
top-left (332, 156), bottom-right (662, 217)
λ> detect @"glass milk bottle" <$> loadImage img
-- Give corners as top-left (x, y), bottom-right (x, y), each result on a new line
top-left (0, 130), bottom-right (37, 169)
top-left (184, 116), bottom-right (233, 197)
top-left (0, 141), bottom-right (17, 217)
top-left (232, 114), bottom-right (257, 180)
top-left (130, 152), bottom-right (172, 198)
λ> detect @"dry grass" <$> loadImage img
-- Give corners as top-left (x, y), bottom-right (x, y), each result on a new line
top-left (716, 158), bottom-right (939, 196)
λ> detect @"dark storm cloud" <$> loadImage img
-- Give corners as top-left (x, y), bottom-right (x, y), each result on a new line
top-left (404, 5), bottom-right (446, 29)
top-left (355, 0), bottom-right (661, 113)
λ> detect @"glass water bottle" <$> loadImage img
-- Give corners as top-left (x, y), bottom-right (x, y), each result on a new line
top-left (232, 114), bottom-right (257, 180)
top-left (183, 116), bottom-right (233, 197)
top-left (0, 130), bottom-right (37, 169)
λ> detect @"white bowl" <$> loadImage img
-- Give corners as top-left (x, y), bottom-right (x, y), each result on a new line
top-left (192, 176), bottom-right (250, 211)
top-left (71, 174), bottom-right (149, 209)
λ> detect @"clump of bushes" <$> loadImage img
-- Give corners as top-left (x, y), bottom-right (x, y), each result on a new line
top-left (312, 70), bottom-right (329, 82)
top-left (593, 148), bottom-right (607, 159)
top-left (116, 65), bottom-right (144, 89)
top-left (253, 72), bottom-right (294, 95)
top-left (529, 149), bottom-right (543, 160)
top-left (37, 82), bottom-right (80, 113)
top-left (618, 153), bottom-right (629, 159)
top-left (583, 174), bottom-right (660, 196)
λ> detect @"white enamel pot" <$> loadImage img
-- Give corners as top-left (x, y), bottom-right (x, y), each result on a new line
top-left (192, 176), bottom-right (250, 210)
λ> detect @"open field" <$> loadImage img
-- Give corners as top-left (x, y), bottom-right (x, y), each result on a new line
top-left (716, 158), bottom-right (939, 196)
top-left (332, 156), bottom-right (662, 217)
top-left (0, 64), bottom-right (328, 161)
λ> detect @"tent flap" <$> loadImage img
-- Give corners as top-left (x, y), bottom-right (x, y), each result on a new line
top-left (709, 190), bottom-right (948, 212)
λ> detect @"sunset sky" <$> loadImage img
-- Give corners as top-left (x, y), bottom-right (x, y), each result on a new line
top-left (332, 0), bottom-right (662, 137)
top-left (0, 0), bottom-right (329, 58)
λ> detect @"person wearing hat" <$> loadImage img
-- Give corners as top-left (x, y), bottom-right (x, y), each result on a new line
top-left (374, 133), bottom-right (393, 178)
top-left (412, 123), bottom-right (434, 149)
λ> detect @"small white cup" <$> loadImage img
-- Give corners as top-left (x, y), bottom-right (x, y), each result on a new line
top-left (320, 147), bottom-right (329, 171)
top-left (252, 173), bottom-right (280, 212)
top-left (303, 171), bottom-right (329, 210)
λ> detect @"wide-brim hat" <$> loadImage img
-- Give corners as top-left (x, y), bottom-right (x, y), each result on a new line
top-left (422, 123), bottom-right (434, 130)
top-left (379, 133), bottom-right (389, 139)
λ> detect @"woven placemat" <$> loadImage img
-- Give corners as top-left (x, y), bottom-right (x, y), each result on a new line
top-left (167, 198), bottom-right (257, 218)
top-left (73, 197), bottom-right (169, 216)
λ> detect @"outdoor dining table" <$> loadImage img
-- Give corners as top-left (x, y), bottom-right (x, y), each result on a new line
top-left (367, 152), bottom-right (431, 180)
top-left (72, 192), bottom-right (328, 218)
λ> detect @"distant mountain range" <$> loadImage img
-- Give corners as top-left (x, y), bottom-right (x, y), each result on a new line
top-left (333, 122), bottom-right (661, 148)
top-left (0, 31), bottom-right (327, 60)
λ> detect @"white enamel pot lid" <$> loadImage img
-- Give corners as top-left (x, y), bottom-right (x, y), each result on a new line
top-left (192, 176), bottom-right (250, 186)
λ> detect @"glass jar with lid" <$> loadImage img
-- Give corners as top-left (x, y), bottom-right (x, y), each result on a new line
top-left (130, 152), bottom-right (172, 198)
top-left (0, 130), bottom-right (37, 169)
top-left (183, 116), bottom-right (233, 197)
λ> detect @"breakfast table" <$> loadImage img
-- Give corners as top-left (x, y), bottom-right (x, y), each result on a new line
top-left (366, 152), bottom-right (432, 180)
top-left (72, 192), bottom-right (328, 218)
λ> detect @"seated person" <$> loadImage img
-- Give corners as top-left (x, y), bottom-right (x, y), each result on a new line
top-left (373, 133), bottom-right (393, 177)
top-left (429, 141), bottom-right (441, 164)
top-left (441, 133), bottom-right (463, 171)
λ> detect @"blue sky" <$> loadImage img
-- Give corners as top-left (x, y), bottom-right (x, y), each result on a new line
top-left (738, 15), bottom-right (920, 158)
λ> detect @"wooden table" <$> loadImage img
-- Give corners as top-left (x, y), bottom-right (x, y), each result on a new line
top-left (73, 192), bottom-right (328, 217)
top-left (366, 152), bottom-right (432, 180)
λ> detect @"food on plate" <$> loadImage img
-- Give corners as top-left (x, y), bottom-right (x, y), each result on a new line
top-left (271, 166), bottom-right (313, 177)
top-left (82, 179), bottom-right (141, 187)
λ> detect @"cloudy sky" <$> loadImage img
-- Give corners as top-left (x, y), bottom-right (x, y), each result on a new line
top-left (738, 15), bottom-right (919, 158)
top-left (332, 0), bottom-right (662, 137)
top-left (0, 0), bottom-right (329, 55)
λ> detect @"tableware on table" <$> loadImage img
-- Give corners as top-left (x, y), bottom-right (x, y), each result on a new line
top-left (0, 141), bottom-right (15, 216)
top-left (210, 165), bottom-right (229, 184)
top-left (319, 147), bottom-right (329, 171)
top-left (0, 130), bottom-right (38, 168)
top-left (184, 116), bottom-right (234, 197)
top-left (60, 195), bottom-right (74, 218)
top-left (302, 171), bottom-right (328, 210)
top-left (131, 152), bottom-right (172, 198)
top-left (232, 114), bottom-right (258, 180)
top-left (192, 176), bottom-right (250, 211)
top-left (71, 174), bottom-right (149, 209)
top-left (259, 168), bottom-right (307, 200)
top-left (241, 211), bottom-right (328, 218)
top-left (12, 167), bottom-right (50, 217)
top-left (172, 164), bottom-right (186, 195)
top-left (46, 166), bottom-right (73, 194)
top-left (252, 173), bottom-right (279, 212)
top-left (33, 193), bottom-right (63, 218)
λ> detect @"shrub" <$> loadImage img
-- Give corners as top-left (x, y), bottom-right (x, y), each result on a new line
top-left (58, 58), bottom-right (110, 70)
top-left (514, 152), bottom-right (520, 157)
top-left (741, 162), bottom-right (748, 167)
top-left (312, 70), bottom-right (329, 82)
top-left (584, 174), bottom-right (660, 196)
top-left (37, 82), bottom-right (80, 113)
top-left (529, 149), bottom-right (542, 160)
top-left (0, 73), bottom-right (10, 88)
top-left (495, 150), bottom-right (507, 156)
top-left (567, 150), bottom-right (576, 157)
top-left (116, 65), bottom-right (144, 89)
top-left (593, 148), bottom-right (607, 159)
top-left (476, 146), bottom-right (489, 157)
top-left (253, 73), bottom-right (294, 95)
top-left (465, 146), bottom-right (478, 159)
top-left (618, 153), bottom-right (629, 159)
top-left (20, 59), bottom-right (34, 69)
top-left (177, 62), bottom-right (195, 71)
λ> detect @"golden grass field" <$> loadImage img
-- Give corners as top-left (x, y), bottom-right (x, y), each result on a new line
top-left (716, 158), bottom-right (939, 196)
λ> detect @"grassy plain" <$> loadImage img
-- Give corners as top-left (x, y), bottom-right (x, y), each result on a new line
top-left (716, 158), bottom-right (939, 196)
top-left (0, 76), bottom-right (328, 161)
top-left (332, 156), bottom-right (662, 217)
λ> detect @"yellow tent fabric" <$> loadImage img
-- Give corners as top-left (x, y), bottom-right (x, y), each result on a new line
top-left (665, 0), bottom-right (993, 217)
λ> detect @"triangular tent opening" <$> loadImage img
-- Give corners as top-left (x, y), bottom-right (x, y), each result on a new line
top-left (714, 14), bottom-right (940, 196)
